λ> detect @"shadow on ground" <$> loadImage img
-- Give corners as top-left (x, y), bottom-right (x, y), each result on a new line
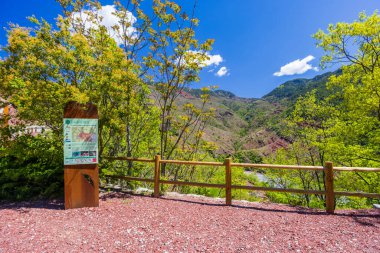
top-left (161, 196), bottom-right (380, 227)
top-left (0, 199), bottom-right (64, 211)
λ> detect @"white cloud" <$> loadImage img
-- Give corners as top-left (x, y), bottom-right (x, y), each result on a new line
top-left (216, 66), bottom-right (229, 77)
top-left (204, 53), bottom-right (223, 67)
top-left (274, 55), bottom-right (318, 77)
top-left (71, 5), bottom-right (136, 45)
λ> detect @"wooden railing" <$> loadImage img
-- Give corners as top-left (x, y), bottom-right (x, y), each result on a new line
top-left (103, 155), bottom-right (380, 214)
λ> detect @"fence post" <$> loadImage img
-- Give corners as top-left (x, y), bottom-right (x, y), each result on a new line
top-left (225, 157), bottom-right (232, 206)
top-left (154, 155), bottom-right (161, 198)
top-left (324, 161), bottom-right (335, 214)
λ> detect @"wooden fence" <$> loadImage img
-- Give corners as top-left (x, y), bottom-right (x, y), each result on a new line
top-left (103, 156), bottom-right (380, 214)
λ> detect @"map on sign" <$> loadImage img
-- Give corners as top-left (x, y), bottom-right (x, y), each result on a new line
top-left (64, 118), bottom-right (98, 165)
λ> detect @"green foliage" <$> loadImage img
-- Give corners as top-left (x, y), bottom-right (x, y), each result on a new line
top-left (0, 0), bottom-right (216, 200)
top-left (0, 135), bottom-right (63, 200)
top-left (145, 1), bottom-right (217, 165)
top-left (266, 11), bottom-right (380, 209)
top-left (263, 70), bottom-right (339, 104)
top-left (0, 0), bottom-right (159, 199)
top-left (233, 150), bottom-right (263, 164)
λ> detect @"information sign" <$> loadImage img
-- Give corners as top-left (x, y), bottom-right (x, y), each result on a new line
top-left (64, 118), bottom-right (98, 165)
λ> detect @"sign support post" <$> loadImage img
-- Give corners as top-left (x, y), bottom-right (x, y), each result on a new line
top-left (64, 101), bottom-right (99, 209)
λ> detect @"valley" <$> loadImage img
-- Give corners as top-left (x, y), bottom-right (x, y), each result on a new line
top-left (177, 70), bottom-right (338, 160)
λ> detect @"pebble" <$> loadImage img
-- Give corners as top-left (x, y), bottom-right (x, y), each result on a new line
top-left (0, 192), bottom-right (379, 252)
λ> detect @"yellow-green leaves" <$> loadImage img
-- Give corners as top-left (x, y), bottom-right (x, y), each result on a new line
top-left (314, 11), bottom-right (380, 71)
top-left (278, 10), bottom-right (380, 169)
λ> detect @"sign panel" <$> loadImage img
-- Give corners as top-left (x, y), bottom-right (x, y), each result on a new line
top-left (64, 118), bottom-right (98, 165)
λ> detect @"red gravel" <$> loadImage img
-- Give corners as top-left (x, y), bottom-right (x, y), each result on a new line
top-left (0, 192), bottom-right (379, 252)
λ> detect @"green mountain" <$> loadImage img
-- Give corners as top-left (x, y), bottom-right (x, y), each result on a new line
top-left (180, 70), bottom-right (339, 161)
top-left (263, 69), bottom-right (341, 103)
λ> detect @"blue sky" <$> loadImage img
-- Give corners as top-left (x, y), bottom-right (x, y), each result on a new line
top-left (0, 1), bottom-right (379, 98)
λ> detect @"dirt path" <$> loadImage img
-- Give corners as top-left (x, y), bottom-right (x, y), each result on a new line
top-left (1, 193), bottom-right (379, 252)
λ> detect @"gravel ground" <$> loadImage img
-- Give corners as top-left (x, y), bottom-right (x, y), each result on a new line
top-left (0, 192), bottom-right (379, 253)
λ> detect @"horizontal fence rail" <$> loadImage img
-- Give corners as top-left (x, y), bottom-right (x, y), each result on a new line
top-left (161, 159), bottom-right (224, 166)
top-left (103, 157), bottom-right (155, 163)
top-left (103, 156), bottom-right (380, 214)
top-left (231, 163), bottom-right (324, 171)
top-left (333, 167), bottom-right (380, 172)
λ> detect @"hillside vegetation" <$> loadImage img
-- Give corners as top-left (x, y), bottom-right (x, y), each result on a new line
top-left (179, 70), bottom-right (338, 160)
top-left (263, 70), bottom-right (341, 102)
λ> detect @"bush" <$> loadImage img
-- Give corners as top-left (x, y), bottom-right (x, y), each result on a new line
top-left (0, 135), bottom-right (63, 200)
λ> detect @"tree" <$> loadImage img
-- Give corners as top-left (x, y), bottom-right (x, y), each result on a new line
top-left (313, 11), bottom-right (380, 167)
top-left (140, 0), bottom-right (216, 175)
top-left (265, 12), bottom-right (380, 208)
top-left (0, 7), bottom-right (158, 198)
top-left (58, 0), bottom-right (217, 172)
top-left (57, 0), bottom-right (161, 174)
top-left (0, 0), bottom-right (218, 198)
